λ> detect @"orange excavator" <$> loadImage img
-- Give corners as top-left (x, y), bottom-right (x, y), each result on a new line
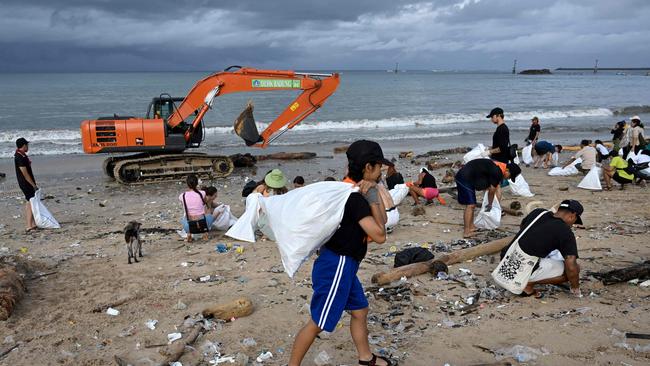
top-left (80, 66), bottom-right (340, 184)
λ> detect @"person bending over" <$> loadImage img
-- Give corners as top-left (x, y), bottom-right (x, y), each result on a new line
top-left (563, 140), bottom-right (596, 174)
top-left (454, 159), bottom-right (520, 238)
top-left (407, 166), bottom-right (443, 205)
top-left (289, 140), bottom-right (394, 366)
top-left (293, 175), bottom-right (305, 188)
top-left (497, 200), bottom-right (584, 299)
top-left (533, 141), bottom-right (562, 169)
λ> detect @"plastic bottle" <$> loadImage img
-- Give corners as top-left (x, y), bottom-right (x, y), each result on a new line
top-left (314, 350), bottom-right (332, 366)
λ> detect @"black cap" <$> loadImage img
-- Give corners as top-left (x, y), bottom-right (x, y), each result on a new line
top-left (506, 162), bottom-right (521, 183)
top-left (580, 139), bottom-right (590, 146)
top-left (486, 107), bottom-right (504, 118)
top-left (16, 137), bottom-right (29, 148)
top-left (346, 140), bottom-right (394, 167)
top-left (559, 199), bottom-right (584, 225)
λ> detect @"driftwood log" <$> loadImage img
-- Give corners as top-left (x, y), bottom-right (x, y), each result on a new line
top-left (371, 236), bottom-right (514, 285)
top-left (415, 147), bottom-right (472, 158)
top-left (159, 323), bottom-right (203, 365)
top-left (256, 152), bottom-right (317, 161)
top-left (333, 146), bottom-right (349, 154)
top-left (92, 294), bottom-right (139, 313)
top-left (0, 267), bottom-right (25, 321)
top-left (589, 260), bottom-right (650, 285)
top-left (202, 297), bottom-right (254, 321)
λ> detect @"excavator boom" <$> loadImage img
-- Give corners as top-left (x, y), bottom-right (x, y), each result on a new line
top-left (168, 67), bottom-right (339, 147)
top-left (79, 66), bottom-right (340, 184)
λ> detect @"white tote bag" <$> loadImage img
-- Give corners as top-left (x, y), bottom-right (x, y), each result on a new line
top-left (30, 190), bottom-right (60, 229)
top-left (386, 208), bottom-right (400, 229)
top-left (473, 191), bottom-right (502, 230)
top-left (508, 174), bottom-right (534, 197)
top-left (491, 210), bottom-right (548, 294)
top-left (577, 167), bottom-right (602, 190)
top-left (389, 184), bottom-right (409, 206)
top-left (211, 204), bottom-right (238, 231)
top-left (521, 145), bottom-right (534, 165)
top-left (226, 182), bottom-right (355, 277)
top-left (463, 144), bottom-right (489, 163)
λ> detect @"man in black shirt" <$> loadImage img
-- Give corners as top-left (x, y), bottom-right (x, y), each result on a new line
top-left (498, 200), bottom-right (584, 298)
top-left (454, 159), bottom-right (521, 237)
top-left (14, 137), bottom-right (38, 232)
top-left (486, 107), bottom-right (511, 163)
top-left (525, 116), bottom-right (541, 145)
top-left (611, 120), bottom-right (625, 152)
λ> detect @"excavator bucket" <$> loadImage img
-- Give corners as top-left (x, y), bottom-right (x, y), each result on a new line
top-left (233, 101), bottom-right (263, 146)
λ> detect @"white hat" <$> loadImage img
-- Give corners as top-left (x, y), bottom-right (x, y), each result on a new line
top-left (631, 115), bottom-right (641, 121)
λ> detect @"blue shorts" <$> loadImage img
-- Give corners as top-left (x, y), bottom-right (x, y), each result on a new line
top-left (311, 247), bottom-right (368, 332)
top-left (455, 177), bottom-right (476, 205)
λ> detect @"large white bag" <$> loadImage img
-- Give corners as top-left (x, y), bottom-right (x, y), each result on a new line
top-left (386, 209), bottom-right (400, 229)
top-left (463, 143), bottom-right (489, 163)
top-left (29, 190), bottom-right (60, 229)
top-left (548, 158), bottom-right (581, 176)
top-left (389, 184), bottom-right (409, 206)
top-left (473, 191), bottom-right (501, 230)
top-left (521, 145), bottom-right (534, 165)
top-left (577, 166), bottom-right (602, 190)
top-left (211, 204), bottom-right (238, 231)
top-left (551, 152), bottom-right (559, 167)
top-left (508, 174), bottom-right (534, 197)
top-left (226, 182), bottom-right (355, 277)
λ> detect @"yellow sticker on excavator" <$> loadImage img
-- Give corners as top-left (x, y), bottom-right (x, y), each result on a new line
top-left (252, 79), bottom-right (302, 88)
top-left (290, 102), bottom-right (299, 111)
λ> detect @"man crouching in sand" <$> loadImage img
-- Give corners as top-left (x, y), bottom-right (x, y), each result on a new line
top-left (494, 200), bottom-right (584, 298)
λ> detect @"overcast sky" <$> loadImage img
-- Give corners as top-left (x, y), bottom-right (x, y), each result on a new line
top-left (1, 0), bottom-right (649, 72)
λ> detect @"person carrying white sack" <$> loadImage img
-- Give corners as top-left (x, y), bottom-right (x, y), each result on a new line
top-left (493, 200), bottom-right (584, 299)
top-left (454, 159), bottom-right (521, 238)
top-left (289, 140), bottom-right (395, 366)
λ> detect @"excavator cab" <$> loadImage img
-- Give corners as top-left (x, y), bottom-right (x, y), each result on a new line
top-left (146, 97), bottom-right (184, 121)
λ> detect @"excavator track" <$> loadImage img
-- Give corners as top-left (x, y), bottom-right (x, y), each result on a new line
top-left (110, 153), bottom-right (234, 185)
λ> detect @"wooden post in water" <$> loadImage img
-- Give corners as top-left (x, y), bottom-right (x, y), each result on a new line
top-left (512, 59), bottom-right (517, 74)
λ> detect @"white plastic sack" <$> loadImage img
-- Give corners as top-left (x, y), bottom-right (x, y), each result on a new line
top-left (225, 193), bottom-right (262, 242)
top-left (521, 145), bottom-right (534, 165)
top-left (513, 152), bottom-right (520, 165)
top-left (473, 191), bottom-right (501, 230)
top-left (551, 152), bottom-right (559, 167)
top-left (548, 158), bottom-right (581, 176)
top-left (29, 189), bottom-right (60, 229)
top-left (386, 209), bottom-right (400, 229)
top-left (508, 174), bottom-right (534, 197)
top-left (389, 184), bottom-right (409, 206)
top-left (226, 182), bottom-right (355, 277)
top-left (211, 204), bottom-right (238, 231)
top-left (577, 166), bottom-right (602, 190)
top-left (463, 143), bottom-right (489, 163)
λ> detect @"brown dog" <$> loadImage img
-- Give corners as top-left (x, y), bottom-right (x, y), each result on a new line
top-left (124, 221), bottom-right (142, 264)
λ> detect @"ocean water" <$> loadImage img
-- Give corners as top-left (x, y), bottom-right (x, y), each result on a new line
top-left (1, 70), bottom-right (649, 158)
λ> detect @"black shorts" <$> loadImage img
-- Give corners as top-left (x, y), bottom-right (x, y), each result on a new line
top-left (20, 185), bottom-right (35, 200)
top-left (613, 172), bottom-right (632, 185)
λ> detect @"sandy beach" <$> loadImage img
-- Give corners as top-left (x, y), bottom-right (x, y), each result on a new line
top-left (1, 144), bottom-right (649, 366)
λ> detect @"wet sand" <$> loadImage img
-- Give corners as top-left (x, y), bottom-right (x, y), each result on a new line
top-left (0, 144), bottom-right (649, 365)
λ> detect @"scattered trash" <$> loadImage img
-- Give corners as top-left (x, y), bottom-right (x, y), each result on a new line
top-left (170, 362), bottom-right (182, 366)
top-left (640, 280), bottom-right (650, 288)
top-left (174, 300), bottom-right (188, 310)
top-left (256, 351), bottom-right (273, 362)
top-left (167, 332), bottom-right (182, 343)
top-left (145, 319), bottom-right (158, 330)
top-left (314, 350), bottom-right (333, 365)
top-left (241, 337), bottom-right (257, 348)
top-left (494, 345), bottom-right (548, 362)
top-left (106, 307), bottom-right (119, 316)
top-left (215, 243), bottom-right (228, 253)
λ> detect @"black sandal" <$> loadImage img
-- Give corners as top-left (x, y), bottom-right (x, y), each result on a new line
top-left (359, 354), bottom-right (396, 366)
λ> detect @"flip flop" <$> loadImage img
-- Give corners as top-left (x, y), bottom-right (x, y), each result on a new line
top-left (359, 354), bottom-right (396, 366)
top-left (519, 290), bottom-right (544, 299)
top-left (25, 226), bottom-right (37, 233)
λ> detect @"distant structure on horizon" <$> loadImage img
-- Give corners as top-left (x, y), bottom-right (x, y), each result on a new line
top-left (512, 59), bottom-right (517, 74)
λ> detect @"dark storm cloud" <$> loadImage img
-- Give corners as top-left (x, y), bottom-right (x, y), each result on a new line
top-left (1, 0), bottom-right (649, 71)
